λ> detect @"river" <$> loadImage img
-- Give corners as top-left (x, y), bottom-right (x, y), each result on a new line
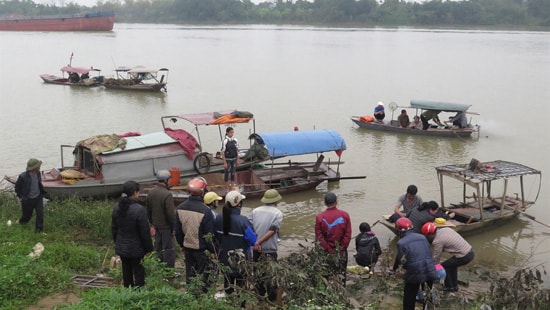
top-left (1, 24), bottom-right (549, 285)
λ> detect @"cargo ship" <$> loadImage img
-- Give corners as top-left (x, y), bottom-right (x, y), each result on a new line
top-left (0, 11), bottom-right (114, 31)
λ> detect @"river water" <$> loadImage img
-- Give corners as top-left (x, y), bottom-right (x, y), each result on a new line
top-left (1, 24), bottom-right (549, 285)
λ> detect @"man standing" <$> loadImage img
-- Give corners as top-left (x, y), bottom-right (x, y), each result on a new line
top-left (15, 158), bottom-right (47, 233)
top-left (421, 222), bottom-right (474, 292)
top-left (315, 192), bottom-right (352, 285)
top-left (420, 109), bottom-right (443, 130)
top-left (250, 189), bottom-right (284, 302)
top-left (174, 177), bottom-right (215, 293)
top-left (146, 170), bottom-right (176, 270)
top-left (221, 127), bottom-right (239, 192)
top-left (391, 218), bottom-right (438, 310)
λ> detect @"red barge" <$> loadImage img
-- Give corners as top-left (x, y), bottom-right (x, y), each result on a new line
top-left (0, 11), bottom-right (114, 31)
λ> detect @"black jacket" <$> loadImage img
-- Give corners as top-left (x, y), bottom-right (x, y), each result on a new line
top-left (111, 200), bottom-right (154, 258)
top-left (14, 171), bottom-right (46, 200)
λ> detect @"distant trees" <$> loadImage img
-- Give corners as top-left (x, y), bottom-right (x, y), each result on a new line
top-left (1, 0), bottom-right (548, 27)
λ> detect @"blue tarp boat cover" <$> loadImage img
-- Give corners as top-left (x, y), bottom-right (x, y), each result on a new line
top-left (256, 129), bottom-right (347, 157)
top-left (410, 100), bottom-right (471, 112)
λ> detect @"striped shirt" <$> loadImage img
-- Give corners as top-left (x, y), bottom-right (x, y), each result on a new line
top-left (432, 227), bottom-right (472, 262)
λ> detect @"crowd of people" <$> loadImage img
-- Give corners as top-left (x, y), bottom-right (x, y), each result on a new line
top-left (13, 156), bottom-right (473, 308)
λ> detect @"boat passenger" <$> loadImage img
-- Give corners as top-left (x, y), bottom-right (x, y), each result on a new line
top-left (448, 111), bottom-right (467, 129)
top-left (410, 115), bottom-right (423, 129)
top-left (420, 110), bottom-right (443, 130)
top-left (397, 109), bottom-right (410, 128)
top-left (373, 101), bottom-right (385, 122)
top-left (80, 72), bottom-right (89, 80)
top-left (407, 201), bottom-right (454, 234)
top-left (221, 127), bottom-right (239, 192)
top-left (69, 72), bottom-right (80, 83)
top-left (388, 185), bottom-right (423, 223)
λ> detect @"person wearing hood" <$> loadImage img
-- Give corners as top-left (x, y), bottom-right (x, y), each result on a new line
top-left (373, 101), bottom-right (385, 122)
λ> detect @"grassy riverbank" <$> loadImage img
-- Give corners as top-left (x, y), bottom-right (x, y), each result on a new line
top-left (0, 190), bottom-right (548, 309)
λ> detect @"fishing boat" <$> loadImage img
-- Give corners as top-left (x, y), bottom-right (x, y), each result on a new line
top-left (0, 11), bottom-right (115, 31)
top-left (140, 129), bottom-right (365, 203)
top-left (3, 110), bottom-right (263, 199)
top-left (351, 100), bottom-right (480, 138)
top-left (40, 66), bottom-right (103, 87)
top-left (103, 66), bottom-right (168, 92)
top-left (379, 159), bottom-right (541, 236)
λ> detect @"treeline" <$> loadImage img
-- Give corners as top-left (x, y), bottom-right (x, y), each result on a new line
top-left (2, 0), bottom-right (549, 27)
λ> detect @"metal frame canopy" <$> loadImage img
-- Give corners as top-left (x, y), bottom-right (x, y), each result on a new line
top-left (255, 129), bottom-right (347, 158)
top-left (161, 110), bottom-right (256, 152)
top-left (410, 100), bottom-right (471, 112)
top-left (436, 160), bottom-right (542, 219)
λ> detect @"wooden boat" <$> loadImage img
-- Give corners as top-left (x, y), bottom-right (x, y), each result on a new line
top-left (40, 66), bottom-right (103, 87)
top-left (140, 129), bottom-right (364, 203)
top-left (0, 11), bottom-right (114, 31)
top-left (351, 100), bottom-right (480, 138)
top-left (379, 159), bottom-right (541, 236)
top-left (142, 165), bottom-right (326, 204)
top-left (103, 66), bottom-right (168, 92)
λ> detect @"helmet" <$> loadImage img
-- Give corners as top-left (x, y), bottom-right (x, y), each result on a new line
top-left (395, 217), bottom-right (413, 232)
top-left (421, 222), bottom-right (437, 235)
top-left (156, 170), bottom-right (171, 181)
top-left (204, 192), bottom-right (222, 205)
top-left (187, 177), bottom-right (207, 195)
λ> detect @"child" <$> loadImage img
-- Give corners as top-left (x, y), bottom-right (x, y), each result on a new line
top-left (354, 222), bottom-right (382, 268)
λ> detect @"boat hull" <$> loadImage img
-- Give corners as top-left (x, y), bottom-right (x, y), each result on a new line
top-left (40, 74), bottom-right (101, 87)
top-left (351, 117), bottom-right (474, 138)
top-left (103, 83), bottom-right (167, 92)
top-left (0, 12), bottom-right (115, 31)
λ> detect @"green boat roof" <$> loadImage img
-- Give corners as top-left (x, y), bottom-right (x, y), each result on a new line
top-left (410, 100), bottom-right (471, 112)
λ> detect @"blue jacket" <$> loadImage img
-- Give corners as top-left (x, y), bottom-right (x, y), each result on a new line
top-left (393, 230), bottom-right (437, 283)
top-left (14, 171), bottom-right (46, 200)
top-left (214, 207), bottom-right (256, 266)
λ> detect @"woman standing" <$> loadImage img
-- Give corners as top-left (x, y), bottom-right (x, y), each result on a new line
top-left (214, 190), bottom-right (256, 295)
top-left (111, 181), bottom-right (153, 288)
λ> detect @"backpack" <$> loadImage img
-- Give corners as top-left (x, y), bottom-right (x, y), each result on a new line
top-left (224, 139), bottom-right (238, 159)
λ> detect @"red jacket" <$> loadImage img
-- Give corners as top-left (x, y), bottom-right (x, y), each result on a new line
top-left (315, 207), bottom-right (352, 254)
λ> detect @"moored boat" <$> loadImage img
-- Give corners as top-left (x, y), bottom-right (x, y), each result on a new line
top-left (40, 65), bottom-right (103, 87)
top-left (103, 66), bottom-right (169, 92)
top-left (351, 100), bottom-right (480, 138)
top-left (0, 11), bottom-right (115, 31)
top-left (379, 159), bottom-right (541, 236)
top-left (140, 129), bottom-right (365, 203)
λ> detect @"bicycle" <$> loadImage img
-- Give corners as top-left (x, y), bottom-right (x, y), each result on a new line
top-left (420, 281), bottom-right (439, 310)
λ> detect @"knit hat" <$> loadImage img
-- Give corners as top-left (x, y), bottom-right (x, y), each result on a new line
top-left (261, 189), bottom-right (282, 204)
top-left (26, 158), bottom-right (42, 171)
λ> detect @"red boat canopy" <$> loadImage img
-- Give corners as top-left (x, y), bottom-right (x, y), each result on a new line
top-left (60, 66), bottom-right (97, 74)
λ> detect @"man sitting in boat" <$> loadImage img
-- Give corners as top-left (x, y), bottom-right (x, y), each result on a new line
top-left (373, 102), bottom-right (385, 122)
top-left (447, 111), bottom-right (467, 129)
top-left (69, 72), bottom-right (80, 83)
top-left (397, 109), bottom-right (410, 128)
top-left (420, 109), bottom-right (443, 130)
top-left (409, 115), bottom-right (422, 130)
